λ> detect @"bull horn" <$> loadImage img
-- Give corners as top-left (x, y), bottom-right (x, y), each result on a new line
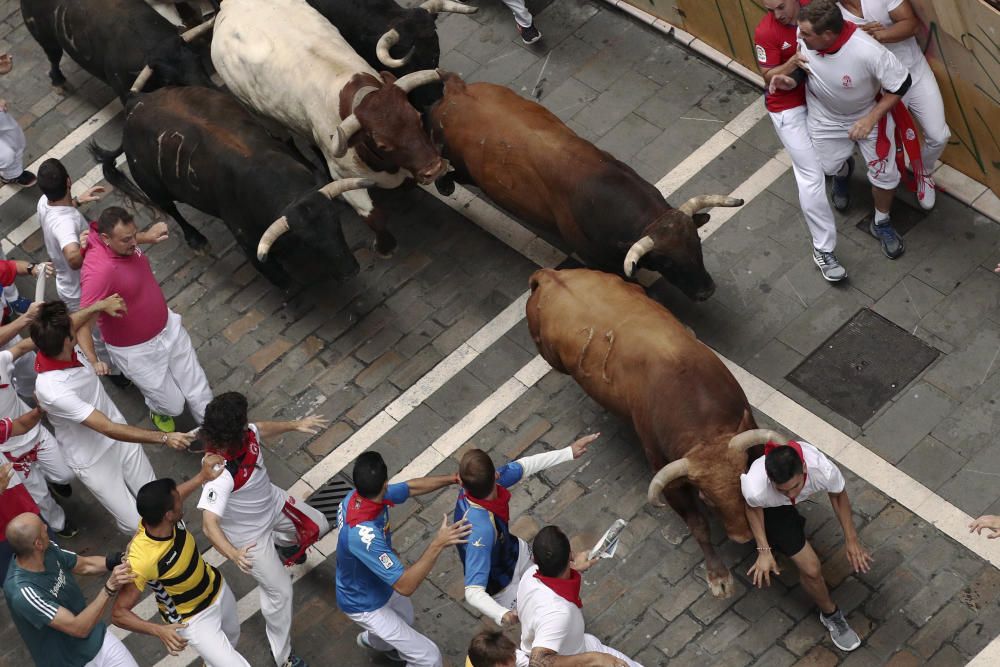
top-left (393, 68), bottom-right (442, 93)
top-left (623, 235), bottom-right (654, 277)
top-left (727, 429), bottom-right (787, 453)
top-left (331, 115), bottom-right (363, 158)
top-left (318, 178), bottom-right (376, 200)
top-left (256, 216), bottom-right (290, 262)
top-left (376, 29), bottom-right (414, 68)
top-left (130, 66), bottom-right (154, 93)
top-left (419, 0), bottom-right (479, 14)
top-left (179, 16), bottom-right (216, 43)
top-left (647, 458), bottom-right (690, 507)
top-left (678, 195), bottom-right (744, 217)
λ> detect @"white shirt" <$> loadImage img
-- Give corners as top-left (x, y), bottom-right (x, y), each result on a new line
top-left (837, 0), bottom-right (926, 74)
top-left (34, 356), bottom-right (123, 469)
top-left (516, 564), bottom-right (587, 657)
top-left (799, 27), bottom-right (909, 129)
top-left (37, 197), bottom-right (87, 304)
top-left (0, 351), bottom-right (40, 453)
top-left (740, 441), bottom-right (846, 508)
top-left (197, 424), bottom-right (286, 546)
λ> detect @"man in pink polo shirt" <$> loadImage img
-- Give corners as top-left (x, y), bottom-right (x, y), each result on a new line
top-left (80, 206), bottom-right (212, 432)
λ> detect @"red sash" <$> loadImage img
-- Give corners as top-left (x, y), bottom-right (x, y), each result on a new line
top-left (534, 568), bottom-right (584, 608)
top-left (35, 351), bottom-right (84, 373)
top-left (278, 497), bottom-right (322, 566)
top-left (461, 485), bottom-right (511, 524)
top-left (207, 428), bottom-right (260, 492)
top-left (4, 442), bottom-right (40, 478)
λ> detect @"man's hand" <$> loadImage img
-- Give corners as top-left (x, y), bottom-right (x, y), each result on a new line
top-left (105, 561), bottom-right (135, 592)
top-left (970, 515), bottom-right (1000, 539)
top-left (859, 21), bottom-right (885, 35)
top-left (21, 301), bottom-right (42, 323)
top-left (0, 54), bottom-right (12, 76)
top-left (231, 543), bottom-right (255, 574)
top-left (769, 74), bottom-right (798, 94)
top-left (844, 538), bottom-right (872, 573)
top-left (849, 114), bottom-right (877, 141)
top-left (144, 222), bottom-right (169, 244)
top-left (155, 623), bottom-right (189, 655)
top-left (570, 550), bottom-right (598, 573)
top-left (788, 50), bottom-right (809, 72)
top-left (31, 262), bottom-right (54, 278)
top-left (747, 551), bottom-right (781, 588)
top-left (77, 186), bottom-right (106, 205)
top-left (99, 294), bottom-right (127, 317)
top-left (0, 462), bottom-right (13, 493)
top-left (570, 432), bottom-right (599, 459)
top-left (294, 415), bottom-right (328, 435)
top-left (163, 432), bottom-right (192, 450)
top-left (199, 453), bottom-right (225, 482)
top-left (92, 361), bottom-right (111, 376)
top-left (431, 514), bottom-right (472, 549)
top-left (79, 230), bottom-right (90, 250)
top-left (500, 610), bottom-right (519, 628)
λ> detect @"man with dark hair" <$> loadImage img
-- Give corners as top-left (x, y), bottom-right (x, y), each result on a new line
top-left (113, 456), bottom-right (251, 666)
top-left (741, 438), bottom-right (870, 651)
top-left (197, 391), bottom-right (328, 667)
top-left (3, 511), bottom-right (136, 667)
top-left (467, 629), bottom-right (516, 667)
top-left (80, 206), bottom-right (211, 433)
top-left (455, 434), bottom-right (597, 627)
top-left (338, 450), bottom-right (471, 666)
top-left (514, 526), bottom-right (637, 667)
top-left (31, 299), bottom-right (193, 534)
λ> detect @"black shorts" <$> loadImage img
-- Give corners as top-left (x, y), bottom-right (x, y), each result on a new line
top-left (762, 505), bottom-right (807, 557)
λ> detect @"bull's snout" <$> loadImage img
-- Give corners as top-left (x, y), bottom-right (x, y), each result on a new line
top-left (416, 157), bottom-right (448, 185)
top-left (693, 280), bottom-right (716, 301)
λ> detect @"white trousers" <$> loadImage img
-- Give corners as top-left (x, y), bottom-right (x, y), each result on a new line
top-left (6, 426), bottom-right (74, 531)
top-left (903, 61), bottom-right (951, 169)
top-left (769, 107), bottom-right (838, 253)
top-left (72, 443), bottom-right (156, 534)
top-left (348, 592), bottom-right (443, 667)
top-left (0, 333), bottom-right (37, 400)
top-left (0, 111), bottom-right (26, 180)
top-left (63, 293), bottom-right (117, 374)
top-left (83, 629), bottom-right (139, 667)
top-left (501, 0), bottom-right (533, 27)
top-left (516, 635), bottom-right (642, 667)
top-left (178, 580), bottom-right (250, 667)
top-left (105, 311), bottom-right (212, 422)
top-left (810, 113), bottom-right (901, 190)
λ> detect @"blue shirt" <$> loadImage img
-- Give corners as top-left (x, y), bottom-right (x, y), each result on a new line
top-left (335, 483), bottom-right (410, 614)
top-left (455, 462), bottom-right (524, 594)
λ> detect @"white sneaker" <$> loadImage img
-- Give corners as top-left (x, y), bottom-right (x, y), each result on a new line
top-left (916, 171), bottom-right (936, 210)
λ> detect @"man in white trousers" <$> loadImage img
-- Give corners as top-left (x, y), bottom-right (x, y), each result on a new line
top-left (501, 0), bottom-right (542, 44)
top-left (838, 0), bottom-right (949, 209)
top-left (30, 300), bottom-right (193, 534)
top-left (80, 206), bottom-right (212, 433)
top-left (338, 451), bottom-right (471, 667)
top-left (0, 257), bottom-right (52, 399)
top-left (197, 392), bottom-right (329, 667)
top-left (0, 53), bottom-right (36, 188)
top-left (755, 0), bottom-right (847, 282)
top-left (113, 456), bottom-right (252, 667)
top-left (515, 525), bottom-right (639, 667)
top-left (455, 433), bottom-right (597, 627)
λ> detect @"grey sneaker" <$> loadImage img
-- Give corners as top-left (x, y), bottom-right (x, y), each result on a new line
top-left (868, 218), bottom-right (905, 259)
top-left (820, 608), bottom-right (861, 651)
top-left (812, 248), bottom-right (847, 282)
top-left (356, 632), bottom-right (405, 662)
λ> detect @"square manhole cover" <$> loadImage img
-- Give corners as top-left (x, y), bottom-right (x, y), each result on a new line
top-left (855, 198), bottom-right (925, 236)
top-left (786, 308), bottom-right (939, 426)
top-left (307, 473), bottom-right (354, 525)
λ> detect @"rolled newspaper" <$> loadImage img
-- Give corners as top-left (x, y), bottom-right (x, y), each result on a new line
top-left (34, 263), bottom-right (51, 302)
top-left (589, 518), bottom-right (627, 560)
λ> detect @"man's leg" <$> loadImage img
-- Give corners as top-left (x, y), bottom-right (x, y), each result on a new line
top-left (73, 448), bottom-right (145, 534)
top-left (352, 592), bottom-right (444, 667)
top-left (582, 634), bottom-right (643, 667)
top-left (500, 0), bottom-right (533, 28)
top-left (118, 440), bottom-right (157, 498)
top-left (249, 534), bottom-right (295, 666)
top-left (856, 119), bottom-right (904, 259)
top-left (17, 460), bottom-right (67, 532)
top-left (163, 312), bottom-right (212, 423)
top-left (106, 336), bottom-right (185, 421)
top-left (0, 115), bottom-right (27, 181)
top-left (271, 497), bottom-right (330, 564)
top-left (904, 65), bottom-right (951, 169)
top-left (789, 541), bottom-right (835, 614)
top-left (178, 581), bottom-right (251, 667)
top-left (34, 426), bottom-right (75, 485)
top-left (82, 627), bottom-right (140, 667)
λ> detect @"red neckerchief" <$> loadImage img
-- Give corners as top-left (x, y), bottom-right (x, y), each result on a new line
top-left (764, 440), bottom-right (808, 504)
top-left (461, 484), bottom-right (512, 524)
top-left (207, 428), bottom-right (260, 492)
top-left (817, 20), bottom-right (856, 56)
top-left (345, 492), bottom-right (395, 528)
top-left (534, 568), bottom-right (583, 608)
top-left (34, 350), bottom-right (84, 373)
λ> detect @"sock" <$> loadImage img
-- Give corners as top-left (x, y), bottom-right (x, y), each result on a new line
top-left (874, 209), bottom-right (890, 224)
top-left (822, 606), bottom-right (840, 618)
top-left (835, 160), bottom-right (850, 178)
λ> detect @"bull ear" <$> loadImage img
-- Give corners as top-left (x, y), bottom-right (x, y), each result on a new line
top-left (693, 213), bottom-right (711, 228)
top-left (380, 71), bottom-right (398, 86)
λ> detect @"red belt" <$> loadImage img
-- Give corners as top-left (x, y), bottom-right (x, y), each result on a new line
top-left (4, 441), bottom-right (41, 477)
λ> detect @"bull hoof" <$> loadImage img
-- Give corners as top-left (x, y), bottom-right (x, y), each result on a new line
top-left (186, 234), bottom-right (211, 255)
top-left (371, 236), bottom-right (396, 259)
top-left (53, 81), bottom-right (72, 95)
top-left (434, 174), bottom-right (456, 197)
top-left (707, 570), bottom-right (735, 599)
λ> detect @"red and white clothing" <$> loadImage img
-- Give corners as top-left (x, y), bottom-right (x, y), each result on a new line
top-left (34, 352), bottom-right (156, 534)
top-left (740, 441), bottom-right (846, 508)
top-left (197, 425), bottom-right (329, 667)
top-left (514, 565), bottom-right (642, 667)
top-left (0, 259), bottom-right (37, 399)
top-left (755, 4), bottom-right (838, 253)
top-left (0, 109), bottom-right (27, 181)
top-left (837, 0), bottom-right (950, 168)
top-left (799, 23), bottom-right (910, 189)
top-left (80, 229), bottom-right (211, 422)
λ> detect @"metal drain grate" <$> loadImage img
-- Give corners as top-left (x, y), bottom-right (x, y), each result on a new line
top-left (307, 473), bottom-right (354, 524)
top-left (786, 308), bottom-right (940, 426)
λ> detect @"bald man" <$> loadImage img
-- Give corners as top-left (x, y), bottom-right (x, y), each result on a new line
top-left (3, 513), bottom-right (136, 667)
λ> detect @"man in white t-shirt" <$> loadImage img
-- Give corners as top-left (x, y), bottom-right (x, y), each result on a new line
top-left (197, 392), bottom-right (330, 667)
top-left (741, 438), bottom-right (871, 652)
top-left (837, 0), bottom-right (949, 209)
top-left (29, 300), bottom-right (193, 534)
top-left (514, 526), bottom-right (639, 667)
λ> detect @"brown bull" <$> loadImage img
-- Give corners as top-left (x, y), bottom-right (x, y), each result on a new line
top-left (430, 73), bottom-right (743, 301)
top-left (527, 268), bottom-right (783, 597)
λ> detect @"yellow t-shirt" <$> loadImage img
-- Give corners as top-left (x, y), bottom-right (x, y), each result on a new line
top-left (128, 521), bottom-right (221, 623)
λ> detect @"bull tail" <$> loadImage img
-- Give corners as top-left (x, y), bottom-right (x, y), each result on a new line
top-left (86, 141), bottom-right (156, 211)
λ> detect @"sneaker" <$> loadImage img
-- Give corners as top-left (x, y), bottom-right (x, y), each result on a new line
top-left (1, 170), bottom-right (37, 187)
top-left (108, 373), bottom-right (133, 389)
top-left (55, 519), bottom-right (79, 539)
top-left (49, 482), bottom-right (72, 499)
top-left (281, 654), bottom-right (307, 667)
top-left (517, 22), bottom-right (542, 45)
top-left (356, 633), bottom-right (405, 662)
top-left (812, 248), bottom-right (847, 282)
top-left (276, 543), bottom-right (307, 565)
top-left (8, 296), bottom-right (32, 315)
top-left (868, 218), bottom-right (905, 259)
top-left (831, 156), bottom-right (854, 212)
top-left (820, 607), bottom-right (861, 651)
top-left (915, 171), bottom-right (936, 210)
top-left (150, 411), bottom-right (176, 433)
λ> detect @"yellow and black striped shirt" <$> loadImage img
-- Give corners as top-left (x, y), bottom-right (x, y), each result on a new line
top-left (128, 520), bottom-right (221, 623)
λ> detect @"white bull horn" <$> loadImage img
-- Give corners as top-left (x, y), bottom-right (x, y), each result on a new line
top-left (419, 0), bottom-right (480, 14)
top-left (647, 458), bottom-right (690, 507)
top-left (623, 235), bottom-right (654, 277)
top-left (727, 429), bottom-right (787, 453)
top-left (256, 216), bottom-right (290, 262)
top-left (376, 29), bottom-right (415, 68)
top-left (130, 66), bottom-right (154, 93)
top-left (393, 68), bottom-right (442, 93)
top-left (179, 16), bottom-right (216, 43)
top-left (318, 178), bottom-right (376, 200)
top-left (678, 195), bottom-right (744, 217)
top-left (331, 115), bottom-right (363, 158)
